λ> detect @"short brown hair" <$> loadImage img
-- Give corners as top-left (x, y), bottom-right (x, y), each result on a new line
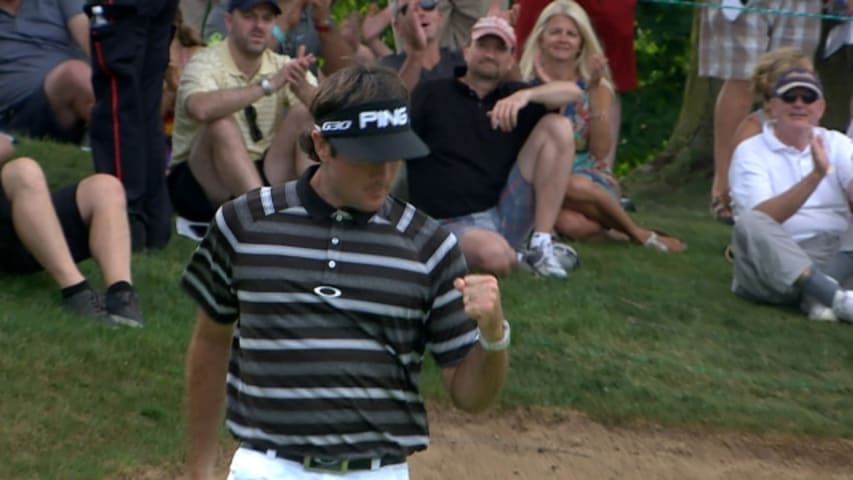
top-left (299, 63), bottom-right (411, 162)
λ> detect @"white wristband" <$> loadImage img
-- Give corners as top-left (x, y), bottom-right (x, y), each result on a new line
top-left (478, 320), bottom-right (510, 352)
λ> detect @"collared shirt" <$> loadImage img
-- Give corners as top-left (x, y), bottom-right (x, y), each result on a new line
top-left (0, 0), bottom-right (87, 111)
top-left (181, 166), bottom-right (478, 458)
top-left (730, 122), bottom-right (853, 241)
top-left (171, 42), bottom-right (317, 163)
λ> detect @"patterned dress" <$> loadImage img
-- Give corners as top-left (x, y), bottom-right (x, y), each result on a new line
top-left (562, 79), bottom-right (622, 199)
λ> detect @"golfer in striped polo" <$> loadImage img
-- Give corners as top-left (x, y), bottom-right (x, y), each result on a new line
top-left (182, 63), bottom-right (510, 479)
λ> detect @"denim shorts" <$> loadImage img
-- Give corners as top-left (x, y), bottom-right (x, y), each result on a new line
top-left (439, 164), bottom-right (534, 250)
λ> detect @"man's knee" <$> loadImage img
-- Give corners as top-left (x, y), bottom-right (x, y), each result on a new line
top-left (460, 233), bottom-right (515, 276)
top-left (1, 157), bottom-right (47, 195)
top-left (46, 60), bottom-right (92, 96)
top-left (79, 174), bottom-right (127, 209)
top-left (197, 116), bottom-right (245, 152)
top-left (532, 113), bottom-right (573, 143)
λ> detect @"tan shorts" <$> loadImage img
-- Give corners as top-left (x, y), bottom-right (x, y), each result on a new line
top-left (699, 0), bottom-right (821, 80)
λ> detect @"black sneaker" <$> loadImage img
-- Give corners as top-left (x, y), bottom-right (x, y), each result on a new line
top-left (62, 287), bottom-right (108, 320)
top-left (105, 289), bottom-right (144, 328)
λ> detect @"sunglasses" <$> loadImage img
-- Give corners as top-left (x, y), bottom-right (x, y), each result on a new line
top-left (398, 0), bottom-right (438, 16)
top-left (244, 105), bottom-right (263, 143)
top-left (779, 90), bottom-right (819, 105)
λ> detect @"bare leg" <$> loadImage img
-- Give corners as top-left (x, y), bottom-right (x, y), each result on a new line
top-left (561, 175), bottom-right (684, 252)
top-left (457, 229), bottom-right (516, 276)
top-left (1, 158), bottom-right (85, 288)
top-left (75, 174), bottom-right (132, 286)
top-left (43, 60), bottom-right (94, 130)
top-left (710, 79), bottom-right (751, 215)
top-left (264, 103), bottom-right (316, 184)
top-left (516, 114), bottom-right (574, 235)
top-left (188, 116), bottom-right (263, 206)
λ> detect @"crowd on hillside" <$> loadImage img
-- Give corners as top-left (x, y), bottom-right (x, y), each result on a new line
top-left (1, 0), bottom-right (853, 477)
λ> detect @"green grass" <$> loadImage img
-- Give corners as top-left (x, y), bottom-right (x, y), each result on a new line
top-left (3, 137), bottom-right (853, 478)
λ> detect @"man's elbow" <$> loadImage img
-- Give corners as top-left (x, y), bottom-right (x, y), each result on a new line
top-left (451, 397), bottom-right (496, 415)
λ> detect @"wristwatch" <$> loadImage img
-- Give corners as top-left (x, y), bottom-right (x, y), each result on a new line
top-left (478, 320), bottom-right (511, 352)
top-left (259, 78), bottom-right (273, 96)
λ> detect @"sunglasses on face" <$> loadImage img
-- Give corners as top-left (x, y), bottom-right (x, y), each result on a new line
top-left (398, 0), bottom-right (438, 16)
top-left (779, 90), bottom-right (819, 105)
top-left (244, 105), bottom-right (263, 143)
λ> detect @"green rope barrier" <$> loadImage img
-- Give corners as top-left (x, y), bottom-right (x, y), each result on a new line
top-left (638, 0), bottom-right (853, 22)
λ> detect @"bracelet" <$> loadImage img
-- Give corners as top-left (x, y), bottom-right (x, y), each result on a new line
top-left (478, 320), bottom-right (511, 352)
top-left (314, 19), bottom-right (334, 32)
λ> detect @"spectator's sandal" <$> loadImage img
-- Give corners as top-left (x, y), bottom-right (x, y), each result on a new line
top-left (711, 196), bottom-right (735, 225)
top-left (724, 243), bottom-right (735, 263)
top-left (643, 230), bottom-right (686, 253)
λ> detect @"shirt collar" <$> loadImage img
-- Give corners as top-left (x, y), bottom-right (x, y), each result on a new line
top-left (761, 120), bottom-right (814, 154)
top-left (295, 165), bottom-right (378, 225)
top-left (216, 42), bottom-right (281, 82)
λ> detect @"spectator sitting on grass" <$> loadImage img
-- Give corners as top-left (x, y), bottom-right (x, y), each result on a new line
top-left (0, 133), bottom-right (143, 327)
top-left (408, 16), bottom-right (581, 278)
top-left (728, 68), bottom-right (853, 324)
top-left (167, 0), bottom-right (317, 225)
top-left (0, 0), bottom-right (93, 144)
top-left (726, 47), bottom-right (814, 176)
top-left (518, 0), bottom-right (683, 252)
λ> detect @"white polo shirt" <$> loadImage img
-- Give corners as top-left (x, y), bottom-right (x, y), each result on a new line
top-left (729, 122), bottom-right (853, 241)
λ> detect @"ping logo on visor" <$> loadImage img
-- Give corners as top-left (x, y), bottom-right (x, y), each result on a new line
top-left (314, 99), bottom-right (429, 163)
top-left (317, 101), bottom-right (411, 137)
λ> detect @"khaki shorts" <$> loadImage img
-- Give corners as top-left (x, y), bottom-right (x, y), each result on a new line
top-left (698, 0), bottom-right (821, 80)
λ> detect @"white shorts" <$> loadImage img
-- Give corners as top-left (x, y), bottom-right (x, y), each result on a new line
top-left (227, 446), bottom-right (410, 480)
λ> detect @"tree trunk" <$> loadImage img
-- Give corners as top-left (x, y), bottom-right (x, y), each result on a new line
top-left (815, 22), bottom-right (853, 131)
top-left (627, 7), bottom-right (717, 189)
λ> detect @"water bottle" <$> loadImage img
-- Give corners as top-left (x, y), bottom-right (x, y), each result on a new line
top-left (91, 5), bottom-right (108, 28)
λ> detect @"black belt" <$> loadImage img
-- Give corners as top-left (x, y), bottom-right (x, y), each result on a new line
top-left (242, 443), bottom-right (406, 473)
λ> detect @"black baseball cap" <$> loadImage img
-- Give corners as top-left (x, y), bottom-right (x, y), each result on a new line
top-left (315, 100), bottom-right (429, 163)
top-left (228, 0), bottom-right (282, 14)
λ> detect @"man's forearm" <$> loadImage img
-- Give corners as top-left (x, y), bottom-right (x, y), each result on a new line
top-left (318, 30), bottom-right (355, 75)
top-left (398, 52), bottom-right (425, 92)
top-left (185, 317), bottom-right (233, 479)
top-left (528, 81), bottom-right (582, 110)
top-left (754, 171), bottom-right (824, 223)
top-left (186, 85), bottom-right (266, 124)
top-left (293, 83), bottom-right (318, 107)
top-left (447, 345), bottom-right (508, 414)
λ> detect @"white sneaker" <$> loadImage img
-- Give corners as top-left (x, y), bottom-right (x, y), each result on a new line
top-left (552, 241), bottom-right (580, 273)
top-left (519, 245), bottom-right (568, 279)
top-left (830, 290), bottom-right (853, 323)
top-left (808, 304), bottom-right (838, 322)
top-left (801, 296), bottom-right (838, 322)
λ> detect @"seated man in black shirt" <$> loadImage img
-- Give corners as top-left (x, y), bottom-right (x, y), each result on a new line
top-left (408, 16), bottom-right (581, 278)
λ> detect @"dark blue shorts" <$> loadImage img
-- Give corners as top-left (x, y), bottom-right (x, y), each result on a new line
top-left (0, 84), bottom-right (85, 144)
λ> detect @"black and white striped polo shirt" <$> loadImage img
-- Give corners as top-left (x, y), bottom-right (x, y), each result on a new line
top-left (182, 167), bottom-right (478, 459)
